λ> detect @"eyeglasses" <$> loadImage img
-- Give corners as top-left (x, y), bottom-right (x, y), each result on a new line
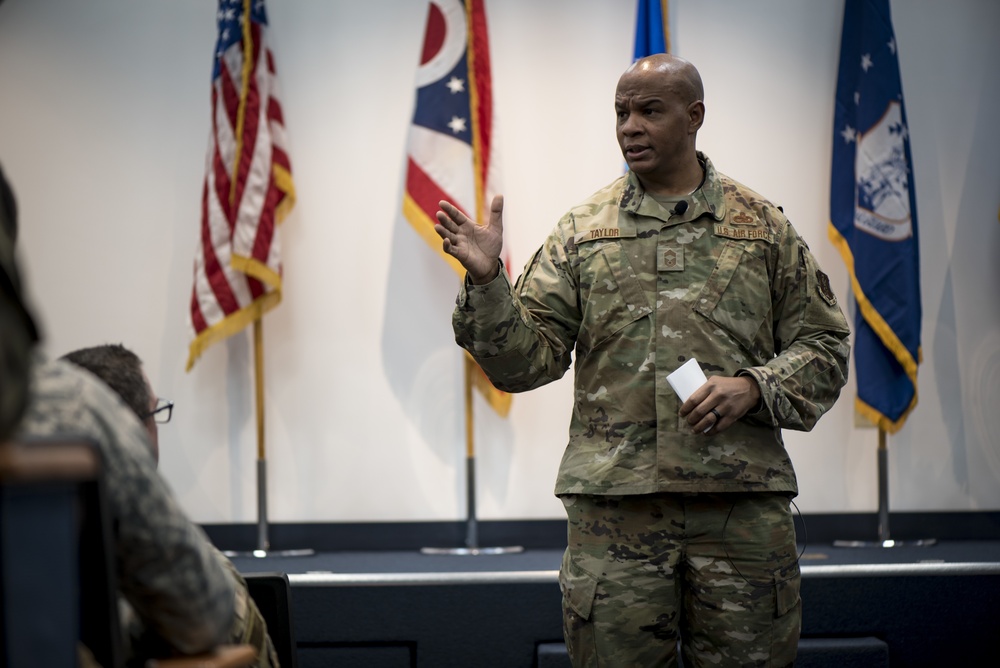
top-left (144, 398), bottom-right (174, 424)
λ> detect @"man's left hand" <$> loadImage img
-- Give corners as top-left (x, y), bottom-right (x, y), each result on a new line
top-left (680, 376), bottom-right (761, 436)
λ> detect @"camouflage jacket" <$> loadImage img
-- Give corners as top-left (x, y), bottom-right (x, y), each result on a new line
top-left (16, 357), bottom-right (237, 655)
top-left (453, 154), bottom-right (851, 496)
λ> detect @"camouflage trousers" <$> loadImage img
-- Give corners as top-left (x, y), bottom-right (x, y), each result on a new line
top-left (559, 493), bottom-right (800, 668)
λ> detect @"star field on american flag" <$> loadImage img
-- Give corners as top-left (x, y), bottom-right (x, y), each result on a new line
top-left (214, 0), bottom-right (268, 77)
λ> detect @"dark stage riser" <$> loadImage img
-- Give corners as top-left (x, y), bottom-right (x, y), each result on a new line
top-left (215, 516), bottom-right (1000, 667)
top-left (275, 563), bottom-right (1000, 668)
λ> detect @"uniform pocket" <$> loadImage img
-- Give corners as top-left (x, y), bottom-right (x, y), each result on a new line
top-left (559, 551), bottom-right (600, 666)
top-left (694, 240), bottom-right (770, 351)
top-left (559, 551), bottom-right (599, 620)
top-left (775, 575), bottom-right (800, 617)
top-left (770, 575), bottom-right (803, 666)
top-left (576, 242), bottom-right (652, 353)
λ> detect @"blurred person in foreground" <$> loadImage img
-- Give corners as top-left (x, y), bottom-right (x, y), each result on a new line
top-left (63, 343), bottom-right (279, 666)
top-left (435, 54), bottom-right (851, 667)
top-left (0, 160), bottom-right (38, 442)
top-left (1, 161), bottom-right (240, 666)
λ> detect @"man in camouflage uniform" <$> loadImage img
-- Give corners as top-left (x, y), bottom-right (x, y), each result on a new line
top-left (63, 344), bottom-right (280, 667)
top-left (17, 358), bottom-right (241, 664)
top-left (1, 164), bottom-right (241, 665)
top-left (435, 54), bottom-right (850, 667)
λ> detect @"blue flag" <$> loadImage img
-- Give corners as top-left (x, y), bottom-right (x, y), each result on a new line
top-left (829, 0), bottom-right (921, 433)
top-left (633, 0), bottom-right (668, 60)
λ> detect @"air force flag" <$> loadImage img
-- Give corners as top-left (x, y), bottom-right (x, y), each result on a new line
top-left (634, 0), bottom-right (669, 60)
top-left (829, 0), bottom-right (921, 433)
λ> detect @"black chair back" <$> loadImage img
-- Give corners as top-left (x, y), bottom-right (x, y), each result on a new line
top-left (243, 572), bottom-right (298, 668)
top-left (0, 436), bottom-right (122, 668)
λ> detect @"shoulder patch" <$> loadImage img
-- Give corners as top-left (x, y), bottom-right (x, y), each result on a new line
top-left (816, 269), bottom-right (837, 306)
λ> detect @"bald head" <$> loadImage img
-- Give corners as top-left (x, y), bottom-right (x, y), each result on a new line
top-left (622, 54), bottom-right (704, 107)
top-left (614, 54), bottom-right (706, 195)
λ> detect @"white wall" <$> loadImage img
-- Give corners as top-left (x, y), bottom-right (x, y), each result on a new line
top-left (1, 0), bottom-right (998, 524)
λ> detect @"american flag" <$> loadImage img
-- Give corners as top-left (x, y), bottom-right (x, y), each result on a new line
top-left (402, 0), bottom-right (511, 416)
top-left (187, 0), bottom-right (294, 370)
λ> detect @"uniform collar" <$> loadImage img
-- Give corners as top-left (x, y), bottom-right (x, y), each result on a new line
top-left (617, 152), bottom-right (728, 226)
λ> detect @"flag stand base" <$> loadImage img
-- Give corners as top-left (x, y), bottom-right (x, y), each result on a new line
top-left (419, 514), bottom-right (523, 556)
top-left (419, 545), bottom-right (524, 556)
top-left (222, 548), bottom-right (316, 558)
top-left (222, 460), bottom-right (316, 559)
top-left (832, 538), bottom-right (936, 549)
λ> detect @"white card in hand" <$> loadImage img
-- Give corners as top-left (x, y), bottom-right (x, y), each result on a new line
top-left (666, 358), bottom-right (707, 403)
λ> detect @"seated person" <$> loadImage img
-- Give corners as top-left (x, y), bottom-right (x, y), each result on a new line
top-left (63, 344), bottom-right (279, 667)
top-left (2, 162), bottom-right (242, 666)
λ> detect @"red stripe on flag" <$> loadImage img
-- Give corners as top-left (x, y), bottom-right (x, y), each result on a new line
top-left (189, 183), bottom-right (209, 335)
top-left (421, 3), bottom-right (446, 66)
top-left (406, 157), bottom-right (469, 221)
top-left (469, 0), bottom-right (492, 189)
top-left (250, 173), bottom-right (278, 263)
top-left (232, 23), bottom-right (264, 209)
top-left (248, 275), bottom-right (265, 301)
top-left (267, 96), bottom-right (285, 128)
top-left (209, 85), bottom-right (236, 227)
top-left (220, 61), bottom-right (241, 144)
top-left (190, 287), bottom-right (208, 334)
top-left (272, 145), bottom-right (290, 173)
top-left (212, 143), bottom-right (234, 228)
top-left (199, 177), bottom-right (240, 317)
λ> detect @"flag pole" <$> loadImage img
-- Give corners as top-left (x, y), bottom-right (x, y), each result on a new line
top-left (463, 354), bottom-right (478, 550)
top-left (420, 355), bottom-right (522, 556)
top-left (253, 318), bottom-right (269, 553)
top-left (875, 427), bottom-right (890, 542)
top-left (225, 321), bottom-right (314, 559)
top-left (834, 426), bottom-right (935, 548)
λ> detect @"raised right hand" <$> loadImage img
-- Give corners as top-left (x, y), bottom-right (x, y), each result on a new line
top-left (434, 195), bottom-right (504, 284)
